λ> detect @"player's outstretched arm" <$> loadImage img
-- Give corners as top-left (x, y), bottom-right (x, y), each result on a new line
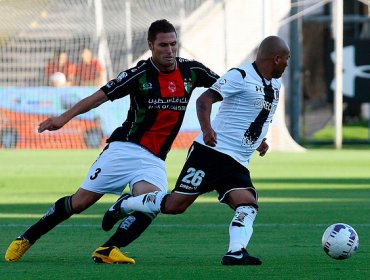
top-left (38, 89), bottom-right (108, 133)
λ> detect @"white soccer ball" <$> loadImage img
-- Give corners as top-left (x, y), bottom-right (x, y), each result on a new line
top-left (322, 223), bottom-right (359, 260)
top-left (50, 72), bottom-right (66, 87)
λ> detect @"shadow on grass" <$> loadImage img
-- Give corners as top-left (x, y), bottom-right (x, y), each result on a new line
top-left (253, 177), bottom-right (370, 185)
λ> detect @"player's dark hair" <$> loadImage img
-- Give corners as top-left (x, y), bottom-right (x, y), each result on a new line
top-left (147, 19), bottom-right (177, 42)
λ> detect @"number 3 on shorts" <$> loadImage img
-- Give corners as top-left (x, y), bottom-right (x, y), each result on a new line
top-left (90, 168), bottom-right (102, 180)
top-left (181, 167), bottom-right (205, 187)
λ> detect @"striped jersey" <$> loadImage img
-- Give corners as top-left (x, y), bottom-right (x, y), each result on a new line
top-left (195, 62), bottom-right (281, 168)
top-left (101, 57), bottom-right (219, 160)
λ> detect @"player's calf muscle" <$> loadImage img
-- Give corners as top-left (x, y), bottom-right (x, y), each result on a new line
top-left (161, 194), bottom-right (194, 214)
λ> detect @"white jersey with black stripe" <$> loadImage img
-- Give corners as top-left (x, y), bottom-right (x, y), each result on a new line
top-left (195, 62), bottom-right (281, 168)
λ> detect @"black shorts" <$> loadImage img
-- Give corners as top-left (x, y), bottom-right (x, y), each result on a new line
top-left (173, 142), bottom-right (257, 203)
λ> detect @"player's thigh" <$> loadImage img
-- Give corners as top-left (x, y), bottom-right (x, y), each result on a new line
top-left (172, 142), bottom-right (214, 196)
top-left (81, 142), bottom-right (166, 195)
top-left (80, 143), bottom-right (130, 195)
top-left (130, 147), bottom-right (168, 194)
top-left (132, 180), bottom-right (161, 196)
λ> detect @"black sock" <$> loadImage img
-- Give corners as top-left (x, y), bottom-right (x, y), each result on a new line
top-left (103, 211), bottom-right (154, 248)
top-left (23, 196), bottom-right (74, 244)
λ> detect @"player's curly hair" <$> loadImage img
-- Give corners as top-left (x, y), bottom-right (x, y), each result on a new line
top-left (147, 19), bottom-right (177, 42)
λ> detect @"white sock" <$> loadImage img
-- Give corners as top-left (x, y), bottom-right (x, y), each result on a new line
top-left (121, 191), bottom-right (166, 215)
top-left (228, 205), bottom-right (258, 253)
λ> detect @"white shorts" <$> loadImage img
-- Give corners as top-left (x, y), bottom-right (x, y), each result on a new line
top-left (80, 141), bottom-right (168, 195)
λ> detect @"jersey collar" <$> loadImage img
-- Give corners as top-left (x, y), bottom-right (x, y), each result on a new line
top-left (252, 61), bottom-right (271, 87)
top-left (149, 57), bottom-right (177, 73)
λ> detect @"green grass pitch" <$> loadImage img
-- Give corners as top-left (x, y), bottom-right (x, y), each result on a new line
top-left (0, 148), bottom-right (369, 280)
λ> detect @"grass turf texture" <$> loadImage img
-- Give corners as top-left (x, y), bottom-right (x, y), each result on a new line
top-left (0, 149), bottom-right (369, 280)
top-left (311, 120), bottom-right (369, 142)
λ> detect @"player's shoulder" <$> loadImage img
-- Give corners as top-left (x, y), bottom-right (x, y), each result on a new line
top-left (224, 64), bottom-right (253, 82)
top-left (106, 60), bottom-right (149, 88)
top-left (119, 59), bottom-right (149, 78)
top-left (234, 63), bottom-right (255, 77)
top-left (176, 57), bottom-right (218, 78)
top-left (123, 59), bottom-right (150, 74)
top-left (132, 59), bottom-right (150, 71)
top-left (229, 63), bottom-right (265, 84)
top-left (176, 57), bottom-right (205, 67)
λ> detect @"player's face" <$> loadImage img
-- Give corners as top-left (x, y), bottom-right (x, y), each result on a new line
top-left (272, 53), bottom-right (290, 78)
top-left (149, 32), bottom-right (177, 71)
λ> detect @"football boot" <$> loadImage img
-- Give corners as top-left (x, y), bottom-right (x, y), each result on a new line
top-left (5, 236), bottom-right (32, 262)
top-left (102, 193), bottom-right (131, 231)
top-left (92, 246), bottom-right (135, 264)
top-left (221, 248), bottom-right (262, 265)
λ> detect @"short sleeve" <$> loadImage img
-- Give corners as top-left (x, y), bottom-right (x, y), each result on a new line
top-left (210, 69), bottom-right (245, 99)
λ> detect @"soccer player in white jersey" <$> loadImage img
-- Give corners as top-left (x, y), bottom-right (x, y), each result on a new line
top-left (101, 35), bottom-right (290, 265)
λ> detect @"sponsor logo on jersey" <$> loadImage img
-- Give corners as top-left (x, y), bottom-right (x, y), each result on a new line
top-left (179, 183), bottom-right (195, 190)
top-left (148, 97), bottom-right (189, 111)
top-left (218, 78), bottom-right (227, 85)
top-left (254, 98), bottom-right (275, 111)
top-left (106, 81), bottom-right (115, 88)
top-left (141, 82), bottom-right (153, 90)
top-left (256, 86), bottom-right (263, 93)
top-left (116, 71), bottom-right (128, 82)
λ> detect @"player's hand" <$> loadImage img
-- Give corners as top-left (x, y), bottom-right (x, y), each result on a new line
top-left (257, 138), bottom-right (269, 157)
top-left (38, 116), bottom-right (66, 133)
top-left (203, 128), bottom-right (217, 147)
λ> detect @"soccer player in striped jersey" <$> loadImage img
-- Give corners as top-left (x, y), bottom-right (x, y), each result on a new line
top-left (5, 19), bottom-right (218, 264)
top-left (101, 35), bottom-right (290, 265)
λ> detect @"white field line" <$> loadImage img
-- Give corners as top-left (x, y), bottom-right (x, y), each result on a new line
top-left (1, 223), bottom-right (370, 228)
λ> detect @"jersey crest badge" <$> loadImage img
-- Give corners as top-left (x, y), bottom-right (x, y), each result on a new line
top-left (184, 79), bottom-right (193, 94)
top-left (168, 81), bottom-right (176, 93)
